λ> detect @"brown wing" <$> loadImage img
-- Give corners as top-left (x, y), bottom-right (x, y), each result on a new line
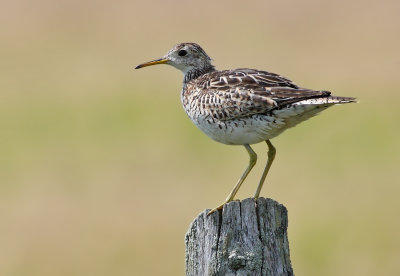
top-left (199, 68), bottom-right (299, 90)
top-left (186, 69), bottom-right (331, 121)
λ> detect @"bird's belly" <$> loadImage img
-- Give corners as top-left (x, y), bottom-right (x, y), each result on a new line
top-left (191, 115), bottom-right (286, 145)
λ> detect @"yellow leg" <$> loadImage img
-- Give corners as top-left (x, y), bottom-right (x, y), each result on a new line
top-left (254, 140), bottom-right (276, 200)
top-left (208, 144), bottom-right (257, 215)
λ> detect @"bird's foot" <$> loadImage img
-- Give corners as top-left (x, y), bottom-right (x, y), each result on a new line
top-left (207, 202), bottom-right (227, 216)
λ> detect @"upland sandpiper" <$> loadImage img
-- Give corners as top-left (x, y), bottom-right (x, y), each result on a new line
top-left (136, 42), bottom-right (356, 214)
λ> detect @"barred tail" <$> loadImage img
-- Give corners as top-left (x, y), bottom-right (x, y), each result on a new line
top-left (325, 96), bottom-right (357, 104)
top-left (273, 95), bottom-right (357, 128)
top-left (293, 95), bottom-right (357, 106)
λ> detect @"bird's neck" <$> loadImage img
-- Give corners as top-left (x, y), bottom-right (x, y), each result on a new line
top-left (183, 66), bottom-right (215, 84)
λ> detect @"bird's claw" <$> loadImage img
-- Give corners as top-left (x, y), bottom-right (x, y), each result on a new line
top-left (207, 203), bottom-right (226, 216)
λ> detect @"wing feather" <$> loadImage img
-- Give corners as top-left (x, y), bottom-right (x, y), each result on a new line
top-left (186, 69), bottom-right (331, 121)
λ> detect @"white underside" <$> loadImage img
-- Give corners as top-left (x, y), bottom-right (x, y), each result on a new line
top-left (190, 100), bottom-right (336, 145)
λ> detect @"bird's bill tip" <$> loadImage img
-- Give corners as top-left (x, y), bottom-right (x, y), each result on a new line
top-left (135, 58), bottom-right (168, 69)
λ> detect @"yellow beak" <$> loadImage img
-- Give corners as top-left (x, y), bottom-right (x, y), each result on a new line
top-left (135, 58), bottom-right (168, 69)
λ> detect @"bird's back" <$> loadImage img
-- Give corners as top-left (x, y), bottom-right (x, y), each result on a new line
top-left (181, 68), bottom-right (355, 145)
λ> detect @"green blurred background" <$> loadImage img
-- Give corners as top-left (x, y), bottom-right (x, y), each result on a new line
top-left (1, 0), bottom-right (399, 275)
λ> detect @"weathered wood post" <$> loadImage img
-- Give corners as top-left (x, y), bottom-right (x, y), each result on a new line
top-left (185, 197), bottom-right (293, 276)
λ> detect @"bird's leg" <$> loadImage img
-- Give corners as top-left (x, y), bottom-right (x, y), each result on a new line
top-left (208, 144), bottom-right (257, 215)
top-left (254, 140), bottom-right (276, 200)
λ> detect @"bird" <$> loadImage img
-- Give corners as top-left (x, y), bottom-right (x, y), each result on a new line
top-left (135, 42), bottom-right (356, 214)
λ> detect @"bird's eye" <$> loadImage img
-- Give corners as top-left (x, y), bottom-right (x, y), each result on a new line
top-left (178, 50), bottom-right (187, 56)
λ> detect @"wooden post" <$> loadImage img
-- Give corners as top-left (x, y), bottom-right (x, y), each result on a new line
top-left (185, 197), bottom-right (294, 276)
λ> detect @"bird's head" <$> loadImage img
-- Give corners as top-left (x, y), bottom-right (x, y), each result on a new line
top-left (135, 42), bottom-right (214, 74)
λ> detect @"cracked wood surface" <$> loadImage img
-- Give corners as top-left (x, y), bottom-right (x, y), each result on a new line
top-left (185, 198), bottom-right (293, 276)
